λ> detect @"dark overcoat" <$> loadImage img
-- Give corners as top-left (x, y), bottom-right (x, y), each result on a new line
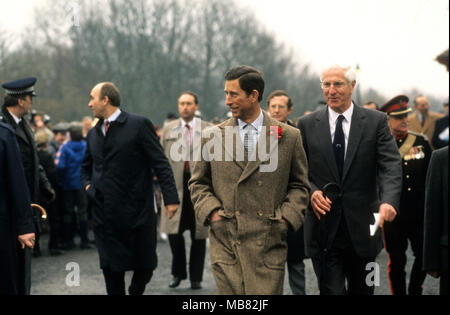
top-left (81, 111), bottom-right (179, 272)
top-left (0, 123), bottom-right (35, 295)
top-left (0, 107), bottom-right (52, 203)
top-left (423, 146), bottom-right (448, 273)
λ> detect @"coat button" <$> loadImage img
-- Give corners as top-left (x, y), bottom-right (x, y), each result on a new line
top-left (406, 175), bottom-right (410, 179)
top-left (235, 210), bottom-right (240, 216)
top-left (408, 188), bottom-right (412, 192)
top-left (257, 181), bottom-right (263, 187)
top-left (235, 240), bottom-right (241, 246)
top-left (257, 240), bottom-right (263, 246)
top-left (257, 210), bottom-right (264, 217)
top-left (404, 162), bottom-right (408, 166)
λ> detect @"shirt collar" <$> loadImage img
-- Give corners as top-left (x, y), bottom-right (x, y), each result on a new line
top-left (7, 109), bottom-right (22, 125)
top-left (181, 117), bottom-right (197, 130)
top-left (105, 108), bottom-right (122, 123)
top-left (328, 102), bottom-right (354, 124)
top-left (238, 109), bottom-right (264, 131)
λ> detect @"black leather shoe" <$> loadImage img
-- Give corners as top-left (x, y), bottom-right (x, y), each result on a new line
top-left (191, 281), bottom-right (202, 290)
top-left (169, 277), bottom-right (183, 288)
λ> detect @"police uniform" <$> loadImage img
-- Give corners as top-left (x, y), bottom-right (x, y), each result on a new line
top-left (1, 78), bottom-right (54, 293)
top-left (381, 95), bottom-right (432, 295)
top-left (0, 122), bottom-right (35, 295)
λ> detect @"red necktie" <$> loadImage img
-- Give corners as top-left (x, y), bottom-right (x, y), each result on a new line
top-left (184, 124), bottom-right (192, 171)
top-left (105, 120), bottom-right (110, 134)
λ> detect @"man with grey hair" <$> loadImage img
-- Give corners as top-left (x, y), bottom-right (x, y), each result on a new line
top-left (298, 65), bottom-right (402, 295)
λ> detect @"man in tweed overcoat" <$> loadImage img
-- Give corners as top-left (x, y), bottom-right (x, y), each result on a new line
top-left (189, 66), bottom-right (310, 294)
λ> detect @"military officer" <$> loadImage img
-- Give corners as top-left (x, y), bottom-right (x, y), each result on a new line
top-left (380, 95), bottom-right (432, 295)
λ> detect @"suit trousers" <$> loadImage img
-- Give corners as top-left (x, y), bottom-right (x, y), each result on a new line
top-left (383, 219), bottom-right (427, 295)
top-left (312, 216), bottom-right (375, 295)
top-left (102, 268), bottom-right (153, 295)
top-left (439, 246), bottom-right (448, 295)
top-left (168, 170), bottom-right (206, 282)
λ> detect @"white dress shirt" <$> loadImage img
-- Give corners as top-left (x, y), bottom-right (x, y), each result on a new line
top-left (328, 103), bottom-right (354, 159)
top-left (237, 110), bottom-right (264, 154)
top-left (103, 108), bottom-right (122, 135)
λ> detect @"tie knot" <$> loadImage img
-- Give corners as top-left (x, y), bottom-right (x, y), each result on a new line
top-left (337, 115), bottom-right (345, 123)
top-left (105, 120), bottom-right (110, 126)
top-left (185, 124), bottom-right (190, 130)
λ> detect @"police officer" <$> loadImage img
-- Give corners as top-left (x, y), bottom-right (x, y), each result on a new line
top-left (1, 78), bottom-right (55, 263)
top-left (0, 122), bottom-right (36, 295)
top-left (380, 95), bottom-right (432, 295)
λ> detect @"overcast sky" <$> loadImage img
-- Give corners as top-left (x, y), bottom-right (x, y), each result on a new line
top-left (0, 0), bottom-right (449, 100)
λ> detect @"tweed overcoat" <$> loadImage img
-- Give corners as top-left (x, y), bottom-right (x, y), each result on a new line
top-left (160, 118), bottom-right (211, 238)
top-left (189, 111), bottom-right (310, 295)
top-left (408, 111), bottom-right (444, 148)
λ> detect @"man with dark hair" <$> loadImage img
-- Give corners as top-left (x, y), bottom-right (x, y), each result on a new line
top-left (0, 122), bottom-right (36, 295)
top-left (81, 82), bottom-right (179, 295)
top-left (56, 123), bottom-right (91, 250)
top-left (0, 77), bottom-right (55, 290)
top-left (267, 90), bottom-right (307, 295)
top-left (160, 91), bottom-right (211, 290)
top-left (190, 66), bottom-right (310, 294)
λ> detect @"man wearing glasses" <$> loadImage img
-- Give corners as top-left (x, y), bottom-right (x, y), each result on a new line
top-left (298, 65), bottom-right (402, 295)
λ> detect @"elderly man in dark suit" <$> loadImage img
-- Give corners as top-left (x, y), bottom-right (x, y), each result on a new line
top-left (423, 146), bottom-right (448, 295)
top-left (81, 82), bottom-right (179, 295)
top-left (298, 65), bottom-right (402, 295)
top-left (0, 122), bottom-right (36, 295)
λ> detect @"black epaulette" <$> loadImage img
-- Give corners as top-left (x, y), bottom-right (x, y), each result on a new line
top-left (409, 131), bottom-right (429, 142)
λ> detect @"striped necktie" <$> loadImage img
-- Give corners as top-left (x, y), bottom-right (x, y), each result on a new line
top-left (244, 124), bottom-right (256, 156)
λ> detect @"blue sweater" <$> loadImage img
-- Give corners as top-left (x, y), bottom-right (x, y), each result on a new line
top-left (56, 141), bottom-right (86, 190)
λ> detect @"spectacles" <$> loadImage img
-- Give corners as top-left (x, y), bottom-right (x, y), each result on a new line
top-left (321, 81), bottom-right (347, 90)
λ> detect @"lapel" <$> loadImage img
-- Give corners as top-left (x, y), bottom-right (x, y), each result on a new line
top-left (219, 117), bottom-right (247, 171)
top-left (238, 111), bottom-right (277, 184)
top-left (315, 107), bottom-right (340, 183)
top-left (1, 108), bottom-right (30, 145)
top-left (422, 114), bottom-right (433, 133)
top-left (342, 104), bottom-right (365, 182)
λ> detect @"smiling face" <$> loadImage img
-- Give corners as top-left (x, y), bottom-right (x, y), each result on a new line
top-left (225, 79), bottom-right (260, 122)
top-left (321, 67), bottom-right (356, 114)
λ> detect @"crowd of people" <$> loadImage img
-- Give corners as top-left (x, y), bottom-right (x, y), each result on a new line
top-left (0, 63), bottom-right (448, 296)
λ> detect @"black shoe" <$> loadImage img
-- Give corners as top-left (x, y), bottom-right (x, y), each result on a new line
top-left (80, 243), bottom-right (92, 250)
top-left (191, 281), bottom-right (202, 290)
top-left (169, 277), bottom-right (183, 288)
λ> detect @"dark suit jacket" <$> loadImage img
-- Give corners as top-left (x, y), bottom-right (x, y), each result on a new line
top-left (0, 107), bottom-right (52, 203)
top-left (432, 115), bottom-right (449, 150)
top-left (423, 146), bottom-right (448, 272)
top-left (80, 110), bottom-right (179, 272)
top-left (298, 104), bottom-right (402, 258)
top-left (0, 123), bottom-right (35, 295)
